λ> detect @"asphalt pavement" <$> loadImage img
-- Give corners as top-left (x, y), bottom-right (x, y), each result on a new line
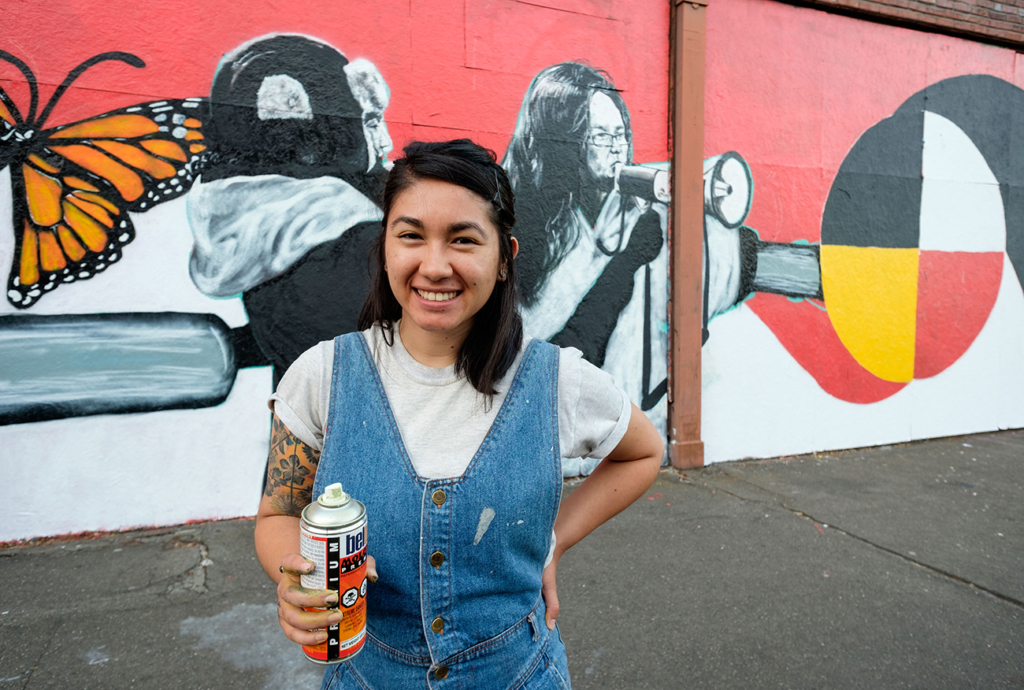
top-left (1, 429), bottom-right (1021, 689)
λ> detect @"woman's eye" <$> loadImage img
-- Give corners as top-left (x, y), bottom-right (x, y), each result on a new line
top-left (453, 237), bottom-right (478, 245)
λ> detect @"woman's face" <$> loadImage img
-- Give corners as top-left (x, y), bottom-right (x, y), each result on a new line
top-left (385, 177), bottom-right (514, 343)
top-left (584, 91), bottom-right (628, 182)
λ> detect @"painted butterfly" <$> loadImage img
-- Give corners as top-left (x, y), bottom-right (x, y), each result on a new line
top-left (0, 50), bottom-right (206, 308)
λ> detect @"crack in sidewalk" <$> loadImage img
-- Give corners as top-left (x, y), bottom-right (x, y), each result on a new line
top-left (18, 617), bottom-right (60, 690)
top-left (695, 474), bottom-right (1024, 612)
top-left (782, 505), bottom-right (1024, 611)
top-left (165, 537), bottom-right (213, 597)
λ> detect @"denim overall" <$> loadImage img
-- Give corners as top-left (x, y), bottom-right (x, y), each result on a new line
top-left (314, 333), bottom-right (572, 690)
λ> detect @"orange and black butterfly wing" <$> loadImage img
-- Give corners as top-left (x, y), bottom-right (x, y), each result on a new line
top-left (0, 81), bottom-right (27, 171)
top-left (0, 85), bottom-right (24, 132)
top-left (7, 98), bottom-right (207, 308)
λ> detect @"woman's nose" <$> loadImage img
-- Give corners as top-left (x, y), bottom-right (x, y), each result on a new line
top-left (419, 243), bottom-right (452, 279)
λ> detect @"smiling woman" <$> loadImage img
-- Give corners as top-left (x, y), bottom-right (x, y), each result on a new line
top-left (254, 139), bottom-right (664, 690)
top-left (360, 139), bottom-right (522, 391)
top-left (384, 177), bottom-right (515, 362)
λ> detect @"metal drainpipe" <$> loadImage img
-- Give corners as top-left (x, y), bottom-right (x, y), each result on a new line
top-left (668, 0), bottom-right (707, 469)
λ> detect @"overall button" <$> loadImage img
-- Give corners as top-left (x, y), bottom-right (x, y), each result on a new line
top-left (432, 489), bottom-right (447, 506)
top-left (431, 616), bottom-right (445, 634)
top-left (430, 551), bottom-right (445, 567)
top-left (434, 665), bottom-right (449, 679)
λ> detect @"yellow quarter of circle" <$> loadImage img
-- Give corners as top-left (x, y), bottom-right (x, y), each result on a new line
top-left (820, 245), bottom-right (919, 383)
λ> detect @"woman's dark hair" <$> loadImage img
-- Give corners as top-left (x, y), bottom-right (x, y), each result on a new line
top-left (357, 139), bottom-right (523, 396)
top-left (502, 62), bottom-right (633, 306)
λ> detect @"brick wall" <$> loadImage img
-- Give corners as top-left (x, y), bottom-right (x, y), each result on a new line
top-left (779, 0), bottom-right (1024, 47)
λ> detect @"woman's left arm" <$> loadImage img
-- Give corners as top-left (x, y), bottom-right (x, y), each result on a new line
top-left (542, 402), bottom-right (663, 628)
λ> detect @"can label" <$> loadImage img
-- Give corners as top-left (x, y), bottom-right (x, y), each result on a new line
top-left (299, 522), bottom-right (368, 663)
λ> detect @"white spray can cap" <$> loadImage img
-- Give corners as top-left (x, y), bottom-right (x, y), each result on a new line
top-left (318, 482), bottom-right (350, 508)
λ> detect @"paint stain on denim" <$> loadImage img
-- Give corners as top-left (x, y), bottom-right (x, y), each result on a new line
top-left (473, 507), bottom-right (496, 545)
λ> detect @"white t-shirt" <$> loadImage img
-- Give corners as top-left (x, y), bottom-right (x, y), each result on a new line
top-left (269, 326), bottom-right (632, 480)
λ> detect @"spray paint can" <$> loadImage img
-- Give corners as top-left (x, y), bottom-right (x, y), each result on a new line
top-left (299, 482), bottom-right (368, 664)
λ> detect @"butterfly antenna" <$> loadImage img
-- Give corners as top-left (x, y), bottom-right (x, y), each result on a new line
top-left (36, 51), bottom-right (145, 129)
top-left (0, 50), bottom-right (36, 125)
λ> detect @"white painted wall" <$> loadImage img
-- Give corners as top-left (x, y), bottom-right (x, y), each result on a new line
top-left (0, 172), bottom-right (273, 542)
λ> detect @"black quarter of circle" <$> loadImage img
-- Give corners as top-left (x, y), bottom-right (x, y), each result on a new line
top-left (822, 111), bottom-right (924, 251)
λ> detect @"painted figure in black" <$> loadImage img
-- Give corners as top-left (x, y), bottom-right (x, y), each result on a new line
top-left (503, 62), bottom-right (667, 413)
top-left (188, 34), bottom-right (393, 383)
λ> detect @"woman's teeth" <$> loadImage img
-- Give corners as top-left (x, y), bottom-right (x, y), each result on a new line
top-left (417, 289), bottom-right (457, 302)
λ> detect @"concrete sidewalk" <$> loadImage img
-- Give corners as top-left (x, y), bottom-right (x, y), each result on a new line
top-left (1, 429), bottom-right (1021, 689)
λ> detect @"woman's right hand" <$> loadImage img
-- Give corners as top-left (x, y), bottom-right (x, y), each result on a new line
top-left (276, 553), bottom-right (344, 646)
top-left (275, 552), bottom-right (379, 646)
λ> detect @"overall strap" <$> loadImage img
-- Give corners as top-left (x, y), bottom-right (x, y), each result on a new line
top-left (316, 331), bottom-right (432, 657)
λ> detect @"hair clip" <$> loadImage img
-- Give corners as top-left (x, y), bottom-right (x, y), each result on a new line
top-left (492, 169), bottom-right (503, 208)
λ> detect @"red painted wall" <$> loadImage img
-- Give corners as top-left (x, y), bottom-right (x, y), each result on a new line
top-left (1, 0), bottom-right (668, 164)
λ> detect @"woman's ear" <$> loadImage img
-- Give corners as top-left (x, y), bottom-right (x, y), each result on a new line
top-left (510, 236), bottom-right (519, 260)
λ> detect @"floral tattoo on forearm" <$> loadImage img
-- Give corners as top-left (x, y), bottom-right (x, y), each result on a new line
top-left (264, 414), bottom-right (321, 516)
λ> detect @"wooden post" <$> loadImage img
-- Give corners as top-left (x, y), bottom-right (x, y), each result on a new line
top-left (668, 0), bottom-right (707, 469)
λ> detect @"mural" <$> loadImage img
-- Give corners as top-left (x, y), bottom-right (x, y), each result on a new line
top-left (705, 75), bottom-right (1024, 395)
top-left (701, 0), bottom-right (1024, 462)
top-left (5, 0), bottom-right (1023, 540)
top-left (0, 50), bottom-right (205, 309)
top-left (0, 312), bottom-right (253, 425)
top-left (189, 34), bottom-right (391, 382)
top-left (0, 0), bottom-right (670, 541)
top-left (0, 53), bottom-right (668, 425)
top-left (0, 35), bottom-right (394, 431)
top-left (504, 63), bottom-right (669, 473)
top-left (4, 0), bottom-right (1021, 540)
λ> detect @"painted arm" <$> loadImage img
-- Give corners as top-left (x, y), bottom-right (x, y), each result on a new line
top-left (551, 208), bottom-right (663, 367)
top-left (254, 413), bottom-right (343, 646)
top-left (542, 402), bottom-right (664, 628)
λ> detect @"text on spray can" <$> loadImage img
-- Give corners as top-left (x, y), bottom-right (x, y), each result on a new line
top-left (299, 482), bottom-right (368, 664)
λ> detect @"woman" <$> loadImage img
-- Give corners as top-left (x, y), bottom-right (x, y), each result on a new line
top-left (503, 62), bottom-right (664, 371)
top-left (255, 139), bottom-right (663, 689)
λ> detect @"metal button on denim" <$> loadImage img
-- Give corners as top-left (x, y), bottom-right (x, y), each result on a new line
top-left (432, 489), bottom-right (446, 506)
top-left (434, 665), bottom-right (449, 679)
top-left (430, 551), bottom-right (445, 567)
top-left (431, 616), bottom-right (444, 634)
